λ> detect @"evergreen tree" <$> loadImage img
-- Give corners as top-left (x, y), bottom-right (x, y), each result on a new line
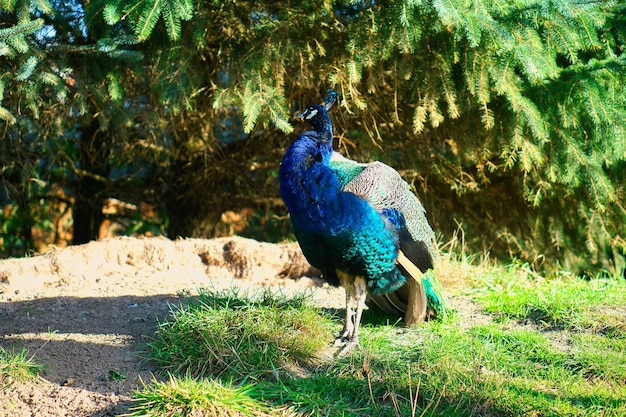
top-left (115, 0), bottom-right (623, 274)
top-left (1, 0), bottom-right (624, 275)
top-left (1, 0), bottom-right (162, 248)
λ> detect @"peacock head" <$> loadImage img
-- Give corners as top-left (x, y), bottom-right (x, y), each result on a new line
top-left (294, 89), bottom-right (339, 140)
top-left (295, 104), bottom-right (328, 129)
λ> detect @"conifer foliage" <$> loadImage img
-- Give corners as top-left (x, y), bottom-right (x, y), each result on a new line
top-left (1, 0), bottom-right (624, 274)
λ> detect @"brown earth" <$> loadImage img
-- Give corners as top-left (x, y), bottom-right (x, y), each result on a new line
top-left (0, 236), bottom-right (480, 416)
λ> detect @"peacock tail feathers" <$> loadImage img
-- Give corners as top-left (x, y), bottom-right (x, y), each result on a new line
top-left (422, 269), bottom-right (448, 318)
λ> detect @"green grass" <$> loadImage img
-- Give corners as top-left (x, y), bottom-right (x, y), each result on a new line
top-left (474, 264), bottom-right (626, 333)
top-left (128, 375), bottom-right (286, 417)
top-left (430, 324), bottom-right (625, 415)
top-left (0, 347), bottom-right (42, 386)
top-left (147, 288), bottom-right (336, 381)
top-left (131, 269), bottom-right (626, 417)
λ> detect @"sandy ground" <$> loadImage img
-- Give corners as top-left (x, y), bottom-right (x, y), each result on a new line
top-left (0, 236), bottom-right (479, 416)
top-left (0, 236), bottom-right (343, 416)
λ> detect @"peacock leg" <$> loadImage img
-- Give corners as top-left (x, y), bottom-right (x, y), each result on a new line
top-left (336, 272), bottom-right (367, 347)
top-left (335, 276), bottom-right (367, 355)
top-left (336, 270), bottom-right (367, 345)
top-left (336, 292), bottom-right (355, 344)
top-left (350, 276), bottom-right (368, 344)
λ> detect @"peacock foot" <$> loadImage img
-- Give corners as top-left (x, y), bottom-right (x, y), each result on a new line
top-left (334, 338), bottom-right (359, 357)
top-left (336, 328), bottom-right (352, 343)
top-left (334, 327), bottom-right (358, 345)
top-left (333, 335), bottom-right (352, 346)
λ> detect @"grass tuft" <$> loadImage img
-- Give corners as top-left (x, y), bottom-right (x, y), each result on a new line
top-left (127, 374), bottom-right (294, 417)
top-left (0, 347), bottom-right (42, 386)
top-left (147, 287), bottom-right (336, 382)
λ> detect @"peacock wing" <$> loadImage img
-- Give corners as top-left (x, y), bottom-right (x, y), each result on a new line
top-left (332, 157), bottom-right (447, 322)
top-left (338, 160), bottom-right (436, 261)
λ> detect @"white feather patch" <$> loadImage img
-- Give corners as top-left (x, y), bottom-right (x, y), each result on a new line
top-left (305, 108), bottom-right (318, 119)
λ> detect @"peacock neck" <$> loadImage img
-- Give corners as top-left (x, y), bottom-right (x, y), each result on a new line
top-left (280, 134), bottom-right (329, 176)
top-left (311, 112), bottom-right (333, 142)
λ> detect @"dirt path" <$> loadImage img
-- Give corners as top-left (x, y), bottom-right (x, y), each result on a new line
top-left (0, 236), bottom-right (479, 416)
top-left (0, 236), bottom-right (339, 416)
top-left (0, 294), bottom-right (170, 416)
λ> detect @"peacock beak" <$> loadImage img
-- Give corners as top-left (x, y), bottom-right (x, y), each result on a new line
top-left (294, 110), bottom-right (306, 121)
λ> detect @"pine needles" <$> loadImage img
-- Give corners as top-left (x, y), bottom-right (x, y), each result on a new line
top-left (1, 0), bottom-right (624, 274)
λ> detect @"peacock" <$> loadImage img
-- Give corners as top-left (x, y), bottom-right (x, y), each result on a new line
top-left (279, 90), bottom-right (445, 349)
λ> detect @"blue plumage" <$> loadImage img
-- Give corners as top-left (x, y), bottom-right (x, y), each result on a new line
top-left (280, 91), bottom-right (444, 348)
top-left (279, 108), bottom-right (404, 294)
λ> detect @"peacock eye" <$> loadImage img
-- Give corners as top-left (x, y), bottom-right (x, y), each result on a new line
top-left (304, 107), bottom-right (319, 120)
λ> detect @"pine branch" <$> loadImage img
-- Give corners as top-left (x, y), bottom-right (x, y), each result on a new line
top-left (16, 55), bottom-right (37, 81)
top-left (0, 18), bottom-right (44, 41)
top-left (135, 0), bottom-right (163, 41)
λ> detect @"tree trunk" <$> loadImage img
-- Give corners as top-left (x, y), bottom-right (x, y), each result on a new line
top-left (71, 120), bottom-right (108, 245)
top-left (72, 176), bottom-right (104, 244)
top-left (16, 192), bottom-right (34, 255)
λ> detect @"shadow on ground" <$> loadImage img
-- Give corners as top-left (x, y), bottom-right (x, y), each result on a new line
top-left (0, 294), bottom-right (182, 415)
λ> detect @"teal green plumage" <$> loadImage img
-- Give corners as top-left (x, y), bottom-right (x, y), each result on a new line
top-left (421, 270), bottom-right (447, 317)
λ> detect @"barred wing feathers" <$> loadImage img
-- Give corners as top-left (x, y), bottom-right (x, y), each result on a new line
top-left (330, 152), bottom-right (446, 322)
